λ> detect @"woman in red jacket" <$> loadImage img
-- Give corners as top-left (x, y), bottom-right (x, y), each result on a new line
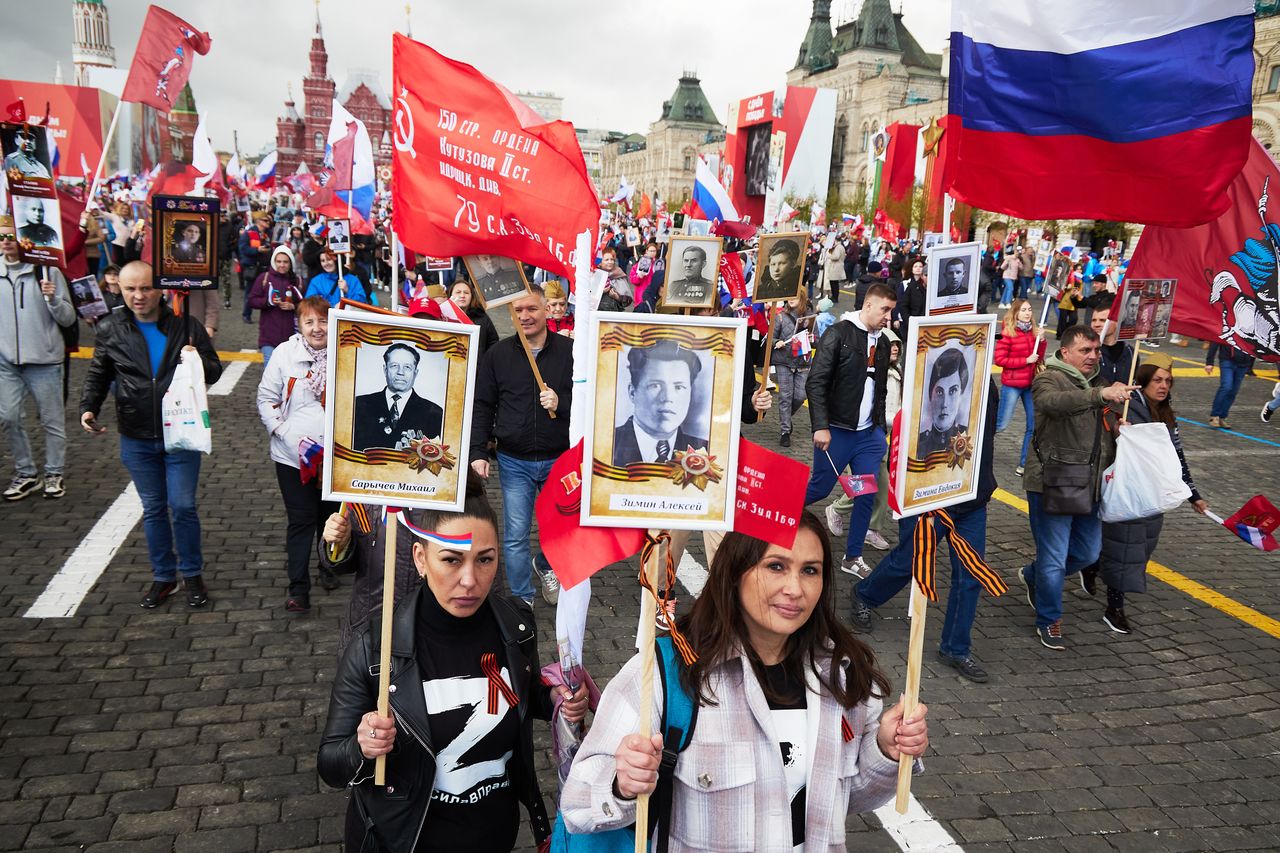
top-left (993, 299), bottom-right (1045, 476)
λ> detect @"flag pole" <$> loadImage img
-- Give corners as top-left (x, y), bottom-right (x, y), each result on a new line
top-left (87, 98), bottom-right (123, 207)
top-left (390, 231), bottom-right (400, 312)
top-left (374, 509), bottom-right (399, 786)
top-left (1121, 340), bottom-right (1141, 422)
top-left (758, 302), bottom-right (778, 420)
top-left (895, 580), bottom-right (928, 813)
top-left (632, 531), bottom-right (664, 853)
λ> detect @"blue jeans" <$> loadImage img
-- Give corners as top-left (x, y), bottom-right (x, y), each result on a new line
top-left (1000, 278), bottom-right (1016, 304)
top-left (804, 426), bottom-right (886, 558)
top-left (261, 345), bottom-right (275, 367)
top-left (0, 357), bottom-right (65, 477)
top-left (1265, 382), bottom-right (1280, 414)
top-left (496, 452), bottom-right (556, 602)
top-left (1025, 491), bottom-right (1101, 628)
top-left (996, 384), bottom-right (1034, 466)
top-left (119, 436), bottom-right (204, 582)
top-left (1018, 276), bottom-right (1033, 299)
top-left (1211, 360), bottom-right (1247, 418)
top-left (856, 507), bottom-right (987, 659)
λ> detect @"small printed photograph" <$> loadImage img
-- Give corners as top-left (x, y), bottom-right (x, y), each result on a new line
top-left (327, 218), bottom-right (352, 255)
top-left (925, 241), bottom-right (980, 315)
top-left (12, 196), bottom-right (62, 249)
top-left (610, 340), bottom-right (714, 468)
top-left (1, 124), bottom-right (54, 185)
top-left (69, 274), bottom-right (109, 320)
top-left (462, 253), bottom-right (532, 309)
top-left (626, 226), bottom-right (642, 248)
top-left (753, 232), bottom-right (808, 303)
top-left (1118, 278), bottom-right (1178, 342)
top-left (168, 219), bottom-right (208, 265)
top-left (661, 236), bottom-right (722, 310)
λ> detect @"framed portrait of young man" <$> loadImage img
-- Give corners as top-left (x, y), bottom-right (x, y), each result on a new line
top-left (326, 218), bottom-right (352, 255)
top-left (152, 194), bottom-right (220, 289)
top-left (753, 231), bottom-right (808, 303)
top-left (582, 313), bottom-right (747, 531)
top-left (461, 253), bottom-right (532, 309)
top-left (660, 235), bottom-right (723, 310)
top-left (892, 314), bottom-right (996, 518)
top-left (322, 308), bottom-right (480, 512)
top-left (925, 241), bottom-right (980, 316)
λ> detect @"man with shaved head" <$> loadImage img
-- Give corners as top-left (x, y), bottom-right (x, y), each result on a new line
top-left (81, 261), bottom-right (223, 609)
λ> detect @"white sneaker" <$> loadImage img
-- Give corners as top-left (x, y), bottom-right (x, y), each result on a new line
top-left (840, 556), bottom-right (871, 577)
top-left (824, 503), bottom-right (845, 537)
top-left (537, 564), bottom-right (560, 605)
top-left (864, 530), bottom-right (890, 550)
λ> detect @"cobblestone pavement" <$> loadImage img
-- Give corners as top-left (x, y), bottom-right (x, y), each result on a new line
top-left (2, 288), bottom-right (1278, 852)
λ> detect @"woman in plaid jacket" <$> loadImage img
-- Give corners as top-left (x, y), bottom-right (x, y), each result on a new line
top-left (561, 511), bottom-right (929, 851)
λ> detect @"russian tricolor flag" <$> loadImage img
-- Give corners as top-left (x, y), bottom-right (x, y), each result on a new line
top-left (945, 1), bottom-right (1256, 228)
top-left (691, 157), bottom-right (739, 223)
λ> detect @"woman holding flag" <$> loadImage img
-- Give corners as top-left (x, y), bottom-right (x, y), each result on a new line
top-left (256, 295), bottom-right (340, 613)
top-left (561, 512), bottom-right (928, 850)
top-left (317, 474), bottom-right (588, 853)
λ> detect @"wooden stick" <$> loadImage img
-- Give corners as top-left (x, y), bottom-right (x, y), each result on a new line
top-left (895, 582), bottom-right (927, 814)
top-left (1121, 340), bottom-right (1141, 422)
top-left (509, 303), bottom-right (557, 419)
top-left (87, 99), bottom-right (122, 206)
top-left (758, 304), bottom-right (778, 420)
top-left (633, 533), bottom-right (662, 853)
top-left (374, 512), bottom-right (399, 786)
top-left (327, 503), bottom-right (348, 561)
top-left (390, 231), bottom-right (400, 313)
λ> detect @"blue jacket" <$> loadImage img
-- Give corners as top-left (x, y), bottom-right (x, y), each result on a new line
top-left (237, 225), bottom-right (272, 271)
top-left (306, 271), bottom-right (367, 307)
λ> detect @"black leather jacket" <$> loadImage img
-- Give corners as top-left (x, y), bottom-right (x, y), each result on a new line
top-left (80, 304), bottom-right (222, 440)
top-left (317, 587), bottom-right (554, 853)
top-left (806, 318), bottom-right (890, 432)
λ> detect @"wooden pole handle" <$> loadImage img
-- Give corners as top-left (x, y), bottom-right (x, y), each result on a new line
top-left (1121, 340), bottom-right (1141, 422)
top-left (374, 512), bottom-right (399, 786)
top-left (758, 304), bottom-right (777, 421)
top-left (895, 583), bottom-right (928, 814)
top-left (632, 533), bottom-right (662, 853)
top-left (510, 304), bottom-right (557, 420)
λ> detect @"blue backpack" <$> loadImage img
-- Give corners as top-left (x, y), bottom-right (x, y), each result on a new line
top-left (550, 636), bottom-right (698, 853)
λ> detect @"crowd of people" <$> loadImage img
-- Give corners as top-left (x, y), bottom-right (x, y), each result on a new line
top-left (4, 189), bottom-right (1277, 852)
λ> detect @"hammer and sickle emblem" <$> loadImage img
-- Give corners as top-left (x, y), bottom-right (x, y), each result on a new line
top-left (394, 87), bottom-right (416, 159)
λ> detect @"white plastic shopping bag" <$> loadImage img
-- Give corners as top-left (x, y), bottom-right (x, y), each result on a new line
top-left (1100, 422), bottom-right (1189, 522)
top-left (162, 348), bottom-right (212, 454)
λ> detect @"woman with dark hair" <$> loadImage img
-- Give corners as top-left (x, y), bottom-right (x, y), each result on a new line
top-left (561, 511), bottom-right (929, 850)
top-left (318, 474), bottom-right (589, 852)
top-left (446, 278), bottom-right (499, 354)
top-left (1085, 355), bottom-right (1208, 634)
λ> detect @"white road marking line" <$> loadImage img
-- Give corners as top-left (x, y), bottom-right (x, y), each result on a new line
top-left (875, 794), bottom-right (965, 852)
top-left (24, 483), bottom-right (143, 619)
top-left (207, 349), bottom-right (256, 396)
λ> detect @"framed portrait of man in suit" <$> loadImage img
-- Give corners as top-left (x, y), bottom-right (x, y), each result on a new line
top-left (322, 308), bottom-right (479, 512)
top-left (892, 314), bottom-right (996, 518)
top-left (582, 313), bottom-right (746, 531)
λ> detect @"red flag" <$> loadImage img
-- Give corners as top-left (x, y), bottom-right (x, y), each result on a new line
top-left (391, 34), bottom-right (598, 282)
top-left (710, 219), bottom-right (757, 241)
top-left (733, 440), bottom-right (808, 549)
top-left (1127, 139), bottom-right (1280, 362)
top-left (636, 192), bottom-right (652, 219)
top-left (120, 6), bottom-right (211, 112)
top-left (878, 122), bottom-right (919, 233)
top-left (1220, 495), bottom-right (1280, 552)
top-left (5, 98), bottom-right (25, 124)
top-left (720, 251), bottom-right (747, 300)
top-left (535, 442), bottom-right (646, 589)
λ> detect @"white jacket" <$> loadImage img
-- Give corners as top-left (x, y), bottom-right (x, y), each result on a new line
top-left (256, 334), bottom-right (326, 468)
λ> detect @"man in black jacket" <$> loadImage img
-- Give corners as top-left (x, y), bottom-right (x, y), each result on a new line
top-left (850, 378), bottom-right (1000, 683)
top-left (80, 261), bottom-right (223, 609)
top-left (470, 290), bottom-right (571, 605)
top-left (804, 282), bottom-right (896, 578)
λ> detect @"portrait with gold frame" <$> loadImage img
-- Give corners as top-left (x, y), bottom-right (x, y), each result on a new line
top-left (322, 308), bottom-right (479, 512)
top-left (582, 313), bottom-right (746, 531)
top-left (151, 194), bottom-right (219, 290)
top-left (893, 314), bottom-right (996, 518)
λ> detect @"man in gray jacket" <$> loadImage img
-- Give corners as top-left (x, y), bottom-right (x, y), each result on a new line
top-left (0, 214), bottom-right (74, 500)
top-left (1021, 326), bottom-right (1133, 650)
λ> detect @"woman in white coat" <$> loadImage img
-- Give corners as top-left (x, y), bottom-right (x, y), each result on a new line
top-left (256, 295), bottom-right (339, 612)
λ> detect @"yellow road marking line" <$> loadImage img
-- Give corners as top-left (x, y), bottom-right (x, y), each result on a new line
top-left (72, 348), bottom-right (263, 363)
top-left (992, 488), bottom-right (1280, 640)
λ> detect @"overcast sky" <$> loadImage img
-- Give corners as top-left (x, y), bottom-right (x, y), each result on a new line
top-left (2, 0), bottom-right (950, 154)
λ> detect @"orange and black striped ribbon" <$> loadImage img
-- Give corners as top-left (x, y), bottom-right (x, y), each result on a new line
top-left (911, 509), bottom-right (1008, 602)
top-left (638, 533), bottom-right (699, 666)
top-left (480, 652), bottom-right (518, 714)
top-left (349, 502), bottom-right (374, 535)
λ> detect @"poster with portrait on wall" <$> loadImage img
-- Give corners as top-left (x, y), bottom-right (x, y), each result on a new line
top-left (461, 253), bottom-right (532, 308)
top-left (322, 309), bottom-right (479, 512)
top-left (752, 231), bottom-right (808, 303)
top-left (892, 314), bottom-right (996, 518)
top-left (925, 241), bottom-right (980, 316)
top-left (327, 218), bottom-right (352, 255)
top-left (582, 313), bottom-right (746, 531)
top-left (661, 235), bottom-right (722, 310)
top-left (151, 194), bottom-right (219, 290)
top-left (1117, 278), bottom-right (1177, 341)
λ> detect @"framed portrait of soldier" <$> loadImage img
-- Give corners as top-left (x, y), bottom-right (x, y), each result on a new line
top-left (925, 241), bottom-right (980, 315)
top-left (1117, 278), bottom-right (1177, 341)
top-left (1044, 252), bottom-right (1071, 300)
top-left (152, 194), bottom-right (219, 289)
top-left (1, 123), bottom-right (54, 192)
top-left (323, 309), bottom-right (479, 512)
top-left (462, 253), bottom-right (532, 309)
top-left (661, 235), bottom-right (722, 310)
top-left (582, 313), bottom-right (747, 531)
top-left (626, 226), bottom-right (642, 248)
top-left (892, 314), bottom-right (996, 518)
top-left (753, 232), bottom-right (808, 302)
top-left (327, 218), bottom-right (352, 255)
